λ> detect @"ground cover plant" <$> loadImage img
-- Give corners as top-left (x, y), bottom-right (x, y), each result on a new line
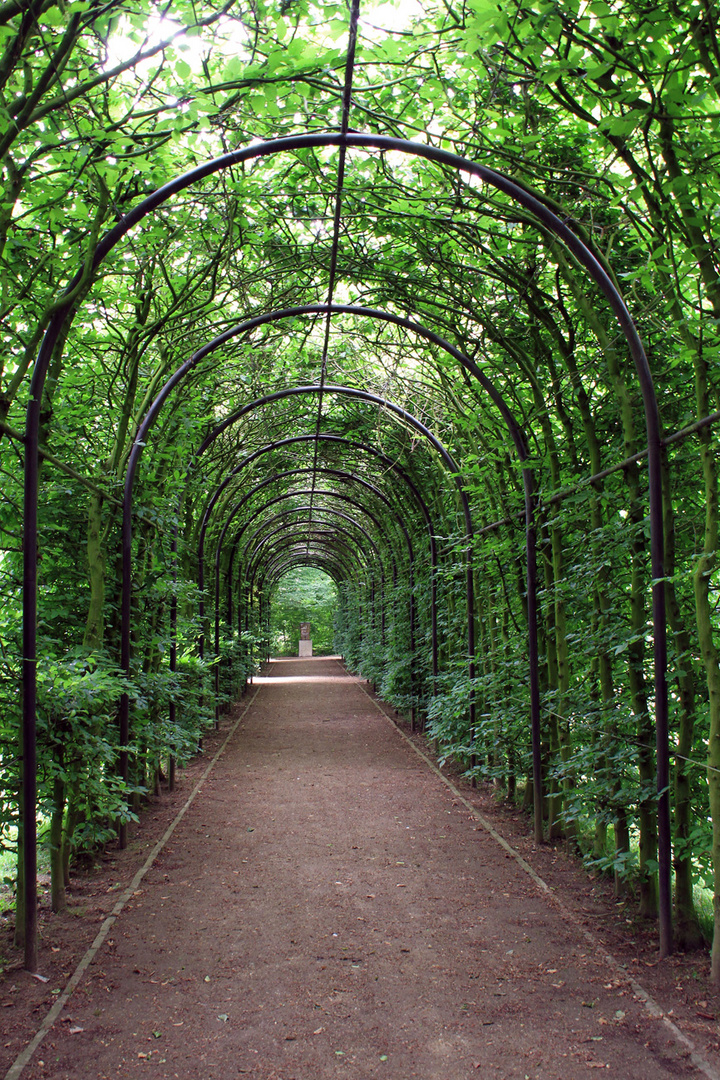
top-left (0, 0), bottom-right (719, 979)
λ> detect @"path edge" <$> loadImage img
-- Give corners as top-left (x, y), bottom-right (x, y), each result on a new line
top-left (4, 688), bottom-right (261, 1080)
top-left (355, 676), bottom-right (720, 1080)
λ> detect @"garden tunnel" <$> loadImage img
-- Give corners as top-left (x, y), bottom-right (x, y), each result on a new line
top-left (13, 0), bottom-right (720, 988)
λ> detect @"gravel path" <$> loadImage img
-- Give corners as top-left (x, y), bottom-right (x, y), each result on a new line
top-left (12, 657), bottom-right (701, 1079)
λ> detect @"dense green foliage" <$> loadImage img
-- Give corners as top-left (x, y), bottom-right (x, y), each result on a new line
top-left (0, 0), bottom-right (719, 973)
top-left (270, 567), bottom-right (337, 655)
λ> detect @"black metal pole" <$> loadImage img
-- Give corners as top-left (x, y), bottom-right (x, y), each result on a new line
top-left (21, 391), bottom-right (39, 972)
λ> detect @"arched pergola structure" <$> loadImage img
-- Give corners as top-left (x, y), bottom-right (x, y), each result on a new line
top-left (20, 126), bottom-right (670, 971)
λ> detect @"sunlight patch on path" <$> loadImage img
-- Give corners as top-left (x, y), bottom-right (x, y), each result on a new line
top-left (253, 674), bottom-right (358, 684)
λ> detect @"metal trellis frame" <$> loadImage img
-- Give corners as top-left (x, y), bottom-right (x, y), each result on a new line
top-left (20, 134), bottom-right (668, 970)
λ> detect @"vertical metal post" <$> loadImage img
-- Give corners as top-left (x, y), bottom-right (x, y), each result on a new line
top-left (409, 561), bottom-right (416, 731)
top-left (214, 549), bottom-right (221, 729)
top-left (523, 470), bottom-right (543, 844)
top-left (169, 522), bottom-right (177, 791)
top-left (118, 478), bottom-right (132, 851)
top-left (21, 393), bottom-right (39, 972)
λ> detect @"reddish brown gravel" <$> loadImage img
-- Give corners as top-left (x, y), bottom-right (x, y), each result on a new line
top-left (2, 657), bottom-right (719, 1079)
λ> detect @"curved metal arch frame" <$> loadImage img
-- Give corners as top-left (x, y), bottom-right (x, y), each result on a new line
top-left (244, 521), bottom-right (372, 581)
top-left (190, 380), bottom-right (482, 784)
top-left (235, 468), bottom-right (417, 688)
top-left (233, 467), bottom-right (414, 574)
top-left (257, 544), bottom-right (376, 606)
top-left (215, 481), bottom-right (398, 590)
top-left (234, 495), bottom-right (392, 687)
top-left (211, 466), bottom-right (414, 599)
top-left (243, 543), bottom-right (360, 676)
top-left (233, 501), bottom-right (419, 707)
top-left (225, 489), bottom-right (391, 634)
top-left (247, 529), bottom-right (371, 637)
top-left (189, 381), bottom-right (476, 662)
top-left (255, 541), bottom-right (373, 634)
top-left (233, 489), bottom-right (392, 614)
top-left (236, 477), bottom-right (414, 622)
top-left (20, 131), bottom-right (670, 968)
top-left (197, 431), bottom-right (439, 685)
top-left (246, 530), bottom-right (372, 594)
top-left (233, 504), bottom-right (387, 622)
top-left (192, 386), bottom-right (448, 648)
top-left (262, 553), bottom-right (350, 595)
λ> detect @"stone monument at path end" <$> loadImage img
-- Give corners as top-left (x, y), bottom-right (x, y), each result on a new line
top-left (299, 622), bottom-right (312, 657)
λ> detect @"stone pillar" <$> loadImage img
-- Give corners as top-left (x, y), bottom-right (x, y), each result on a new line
top-left (298, 622), bottom-right (312, 657)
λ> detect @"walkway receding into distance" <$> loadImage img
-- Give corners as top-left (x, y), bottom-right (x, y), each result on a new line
top-left (13, 658), bottom-right (702, 1079)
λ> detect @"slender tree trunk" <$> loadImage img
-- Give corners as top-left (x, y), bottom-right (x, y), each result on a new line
top-left (62, 786), bottom-right (81, 889)
top-left (695, 423), bottom-right (720, 976)
top-left (660, 448), bottom-right (703, 947)
top-left (50, 776), bottom-right (67, 913)
top-left (83, 492), bottom-right (106, 650)
top-left (14, 783), bottom-right (24, 950)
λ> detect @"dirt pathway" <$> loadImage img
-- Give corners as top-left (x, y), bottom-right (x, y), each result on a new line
top-left (5, 658), bottom-right (712, 1078)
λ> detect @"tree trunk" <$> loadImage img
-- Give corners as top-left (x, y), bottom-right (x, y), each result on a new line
top-left (50, 776), bottom-right (67, 913)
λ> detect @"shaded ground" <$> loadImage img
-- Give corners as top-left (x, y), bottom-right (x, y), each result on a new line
top-left (1, 657), bottom-right (719, 1079)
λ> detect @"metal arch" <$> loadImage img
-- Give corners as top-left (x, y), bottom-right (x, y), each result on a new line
top-left (195, 431), bottom-right (438, 688)
top-left (262, 552), bottom-right (350, 594)
top-left (246, 530), bottom-right (371, 590)
top-left (244, 521), bottom-right (372, 576)
top-left (212, 482), bottom-right (399, 590)
top-left (237, 498), bottom-right (404, 608)
top-left (232, 468), bottom-right (418, 704)
top-left (198, 438), bottom-right (418, 577)
top-left (244, 519), bottom-right (389, 633)
top-left (20, 132), bottom-right (669, 967)
top-left (228, 435), bottom-right (440, 688)
top-left (209, 466), bottom-right (414, 593)
top-left (254, 542), bottom-right (368, 623)
top-left (246, 540), bottom-right (362, 673)
top-left (228, 493), bottom-right (392, 681)
top-left (246, 529), bottom-right (371, 641)
top-left (194, 391), bottom-right (444, 649)
top-left (232, 466), bottom-right (414, 568)
top-left (189, 380), bottom-right (477, 710)
top-left (221, 489), bottom-right (393, 631)
top-left (232, 491), bottom-right (392, 612)
top-left (206, 468), bottom-right (414, 654)
top-left (192, 381), bottom-right (482, 785)
top-left (256, 544), bottom-right (367, 596)
top-left (234, 504), bottom-right (403, 680)
top-left (230, 510), bottom-right (383, 649)
top-left (114, 318), bottom-right (532, 825)
top-left (113, 351), bottom-right (515, 877)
